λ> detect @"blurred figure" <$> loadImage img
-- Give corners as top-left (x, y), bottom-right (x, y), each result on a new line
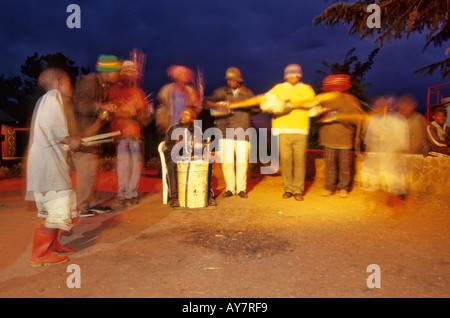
top-left (156, 65), bottom-right (201, 133)
top-left (26, 68), bottom-right (82, 266)
top-left (396, 94), bottom-right (427, 154)
top-left (444, 97), bottom-right (450, 127)
top-left (108, 60), bottom-right (153, 205)
top-left (72, 55), bottom-right (122, 216)
top-left (205, 67), bottom-right (259, 198)
top-left (422, 106), bottom-right (450, 157)
top-left (163, 106), bottom-right (215, 208)
top-left (316, 74), bottom-right (364, 198)
top-left (268, 64), bottom-right (316, 201)
top-left (223, 64), bottom-right (316, 201)
top-left (360, 96), bottom-right (409, 214)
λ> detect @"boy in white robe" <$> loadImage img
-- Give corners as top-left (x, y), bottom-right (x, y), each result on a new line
top-left (26, 68), bottom-right (81, 266)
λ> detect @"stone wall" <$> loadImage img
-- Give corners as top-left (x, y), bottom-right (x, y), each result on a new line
top-left (312, 151), bottom-right (450, 195)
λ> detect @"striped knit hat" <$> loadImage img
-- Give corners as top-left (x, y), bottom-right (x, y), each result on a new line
top-left (121, 60), bottom-right (138, 77)
top-left (322, 74), bottom-right (351, 91)
top-left (96, 55), bottom-right (122, 72)
top-left (284, 64), bottom-right (302, 79)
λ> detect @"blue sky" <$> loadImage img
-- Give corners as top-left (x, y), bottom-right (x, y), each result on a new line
top-left (0, 0), bottom-right (446, 113)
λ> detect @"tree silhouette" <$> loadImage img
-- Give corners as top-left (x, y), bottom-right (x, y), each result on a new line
top-left (0, 52), bottom-right (88, 126)
top-left (315, 47), bottom-right (380, 106)
top-left (313, 0), bottom-right (449, 80)
top-left (308, 47), bottom-right (379, 149)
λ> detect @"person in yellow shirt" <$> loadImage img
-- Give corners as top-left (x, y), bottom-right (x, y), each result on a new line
top-left (268, 64), bottom-right (315, 200)
top-left (219, 64), bottom-right (316, 200)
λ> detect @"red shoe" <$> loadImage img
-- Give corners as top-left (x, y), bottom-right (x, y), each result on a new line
top-left (50, 232), bottom-right (74, 255)
top-left (30, 228), bottom-right (69, 267)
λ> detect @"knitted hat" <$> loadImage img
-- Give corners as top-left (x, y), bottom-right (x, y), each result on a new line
top-left (225, 67), bottom-right (243, 82)
top-left (96, 55), bottom-right (122, 72)
top-left (121, 60), bottom-right (138, 77)
top-left (322, 74), bottom-right (351, 92)
top-left (284, 64), bottom-right (302, 79)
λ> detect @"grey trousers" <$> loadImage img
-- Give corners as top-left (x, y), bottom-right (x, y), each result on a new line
top-left (324, 147), bottom-right (351, 192)
top-left (279, 134), bottom-right (307, 194)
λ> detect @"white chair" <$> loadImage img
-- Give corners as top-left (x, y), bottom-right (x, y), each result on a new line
top-left (158, 141), bottom-right (169, 204)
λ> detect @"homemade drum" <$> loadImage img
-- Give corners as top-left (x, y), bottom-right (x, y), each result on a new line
top-left (177, 160), bottom-right (209, 208)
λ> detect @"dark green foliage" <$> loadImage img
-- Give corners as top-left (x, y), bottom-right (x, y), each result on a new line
top-left (0, 52), bottom-right (88, 126)
top-left (314, 47), bottom-right (379, 104)
top-left (314, 0), bottom-right (449, 80)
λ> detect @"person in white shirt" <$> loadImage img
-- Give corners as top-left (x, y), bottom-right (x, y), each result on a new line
top-left (26, 68), bottom-right (81, 267)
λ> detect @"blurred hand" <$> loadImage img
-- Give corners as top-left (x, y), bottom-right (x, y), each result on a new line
top-left (62, 136), bottom-right (82, 151)
top-left (216, 101), bottom-right (231, 114)
top-left (100, 102), bottom-right (118, 113)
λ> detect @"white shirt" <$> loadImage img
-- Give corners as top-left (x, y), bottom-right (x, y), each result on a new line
top-left (26, 89), bottom-right (71, 195)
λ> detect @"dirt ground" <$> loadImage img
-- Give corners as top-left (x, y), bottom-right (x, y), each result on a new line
top-left (0, 166), bottom-right (449, 300)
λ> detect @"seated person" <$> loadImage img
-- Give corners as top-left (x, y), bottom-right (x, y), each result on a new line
top-left (422, 107), bottom-right (450, 157)
top-left (163, 106), bottom-right (216, 208)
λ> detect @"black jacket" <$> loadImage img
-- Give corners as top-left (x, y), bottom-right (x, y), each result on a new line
top-left (206, 85), bottom-right (260, 137)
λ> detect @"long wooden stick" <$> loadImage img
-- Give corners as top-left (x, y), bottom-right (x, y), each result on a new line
top-left (81, 130), bottom-right (121, 143)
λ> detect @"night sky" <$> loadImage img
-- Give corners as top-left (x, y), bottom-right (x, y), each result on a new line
top-left (0, 0), bottom-right (447, 114)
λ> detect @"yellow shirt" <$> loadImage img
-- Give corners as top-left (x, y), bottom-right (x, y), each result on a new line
top-left (267, 82), bottom-right (316, 135)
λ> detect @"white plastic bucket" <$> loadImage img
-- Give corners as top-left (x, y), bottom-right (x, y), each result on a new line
top-left (177, 160), bottom-right (209, 208)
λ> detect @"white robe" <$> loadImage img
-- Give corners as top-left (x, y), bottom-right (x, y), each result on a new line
top-left (26, 89), bottom-right (71, 195)
top-left (361, 112), bottom-right (409, 194)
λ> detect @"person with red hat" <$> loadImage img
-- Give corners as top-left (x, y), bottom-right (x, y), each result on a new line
top-left (156, 65), bottom-right (201, 134)
top-left (108, 60), bottom-right (154, 205)
top-left (313, 74), bottom-right (365, 198)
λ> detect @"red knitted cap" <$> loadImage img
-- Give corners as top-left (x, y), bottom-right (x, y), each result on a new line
top-left (322, 74), bottom-right (351, 91)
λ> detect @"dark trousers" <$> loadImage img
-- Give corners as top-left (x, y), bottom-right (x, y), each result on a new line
top-left (324, 147), bottom-right (351, 192)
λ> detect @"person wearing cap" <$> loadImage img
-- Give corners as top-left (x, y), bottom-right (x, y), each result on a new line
top-left (156, 65), bottom-right (201, 133)
top-left (313, 74), bottom-right (364, 198)
top-left (108, 60), bottom-right (154, 205)
top-left (71, 55), bottom-right (122, 217)
top-left (205, 67), bottom-right (259, 198)
top-left (220, 64), bottom-right (316, 201)
top-left (261, 64), bottom-right (315, 201)
top-left (163, 106), bottom-right (216, 208)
